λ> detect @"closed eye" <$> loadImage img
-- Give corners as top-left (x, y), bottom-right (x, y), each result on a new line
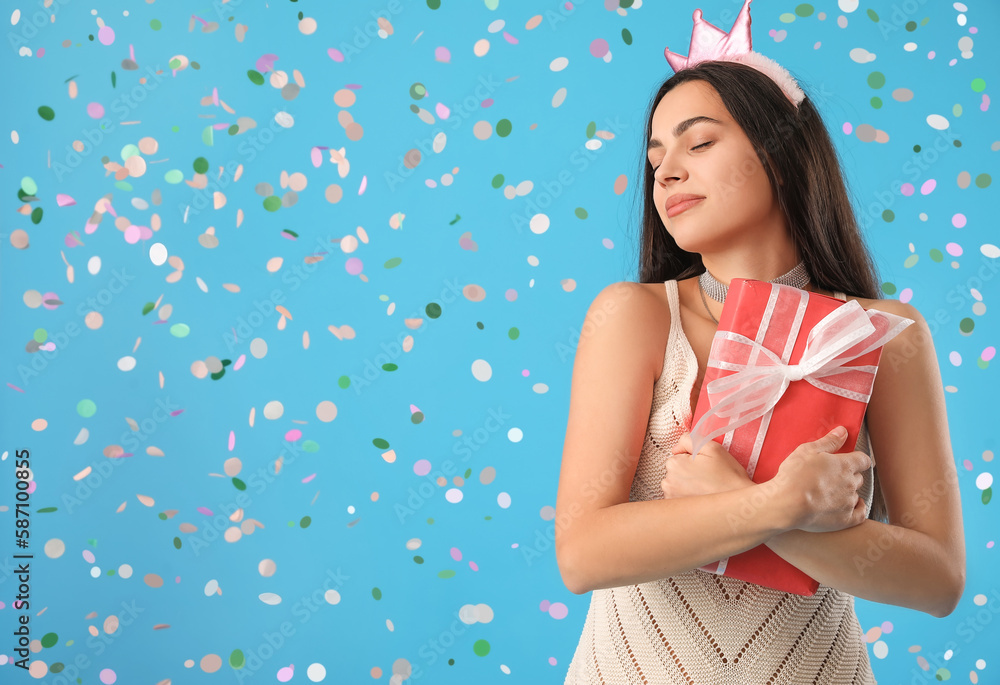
top-left (649, 141), bottom-right (714, 170)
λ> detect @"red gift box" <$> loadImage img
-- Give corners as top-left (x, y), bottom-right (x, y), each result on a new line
top-left (686, 278), bottom-right (914, 595)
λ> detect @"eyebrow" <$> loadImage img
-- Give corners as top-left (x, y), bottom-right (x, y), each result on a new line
top-left (647, 116), bottom-right (723, 152)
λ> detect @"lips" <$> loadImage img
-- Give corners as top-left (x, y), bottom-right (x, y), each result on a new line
top-left (666, 196), bottom-right (704, 218)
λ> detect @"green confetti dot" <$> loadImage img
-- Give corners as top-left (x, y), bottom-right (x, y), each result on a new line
top-left (411, 412), bottom-right (424, 424)
top-left (303, 440), bottom-right (320, 453)
top-left (230, 649), bottom-right (245, 669)
top-left (373, 438), bottom-right (390, 449)
top-left (77, 399), bottom-right (97, 418)
top-left (621, 28), bottom-right (632, 45)
top-left (409, 82), bottom-right (426, 99)
top-left (476, 321), bottom-right (484, 330)
top-left (372, 587), bottom-right (382, 600)
top-left (37, 507), bottom-right (57, 513)
top-left (38, 105), bottom-right (55, 121)
top-left (620, 0), bottom-right (633, 8)
top-left (193, 157), bottom-right (209, 174)
top-left (173, 536), bottom-right (182, 549)
top-left (381, 362), bottom-right (398, 372)
top-left (384, 257), bottom-right (402, 269)
top-left (232, 477), bottom-right (246, 490)
top-left (508, 327), bottom-right (519, 340)
top-left (300, 516), bottom-right (311, 528)
top-left (491, 174), bottom-right (504, 189)
top-left (575, 207), bottom-right (588, 219)
top-left (929, 248), bottom-right (944, 262)
top-left (496, 118), bottom-right (512, 137)
top-left (33, 328), bottom-right (47, 344)
top-left (31, 207), bottom-right (43, 224)
top-left (158, 512), bottom-right (168, 520)
top-left (107, 569), bottom-right (115, 575)
top-left (263, 195), bottom-right (282, 212)
top-left (338, 375), bottom-right (351, 389)
top-left (150, 18), bottom-right (162, 30)
top-left (977, 357), bottom-right (989, 370)
top-left (426, 0), bottom-right (441, 9)
top-left (882, 209), bottom-right (894, 222)
top-left (881, 282), bottom-right (897, 295)
top-left (427, 517), bottom-right (435, 524)
top-left (168, 57), bottom-right (182, 70)
top-left (248, 69), bottom-right (265, 85)
top-left (473, 639), bottom-right (491, 656)
top-left (778, 12), bottom-right (796, 23)
top-left (164, 169), bottom-right (184, 184)
top-left (585, 121), bottom-right (596, 138)
top-left (21, 177), bottom-right (38, 196)
top-left (904, 254), bottom-right (919, 268)
top-left (172, 125), bottom-right (180, 132)
top-left (426, 302), bottom-right (442, 318)
top-left (169, 323), bottom-right (190, 338)
top-left (953, 103), bottom-right (963, 117)
top-left (867, 8), bottom-right (880, 22)
top-left (971, 78), bottom-right (986, 92)
top-left (871, 96), bottom-right (882, 109)
top-left (975, 173), bottom-right (992, 188)
top-left (935, 667), bottom-right (951, 680)
top-left (50, 663), bottom-right (65, 673)
top-left (41, 633), bottom-right (58, 648)
top-left (795, 3), bottom-right (814, 17)
top-left (438, 569), bottom-right (456, 579)
top-left (867, 72), bottom-right (886, 89)
top-left (413, 555), bottom-right (424, 564)
top-left (959, 317), bottom-right (974, 333)
top-left (228, 124), bottom-right (240, 135)
top-left (984, 487), bottom-right (992, 504)
top-left (121, 144), bottom-right (140, 161)
top-left (905, 20), bottom-right (917, 32)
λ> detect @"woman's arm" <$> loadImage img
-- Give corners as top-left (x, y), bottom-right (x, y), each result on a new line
top-left (555, 282), bottom-right (797, 595)
top-left (764, 301), bottom-right (966, 618)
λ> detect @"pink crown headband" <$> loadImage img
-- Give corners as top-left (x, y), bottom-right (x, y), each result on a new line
top-left (664, 0), bottom-right (806, 108)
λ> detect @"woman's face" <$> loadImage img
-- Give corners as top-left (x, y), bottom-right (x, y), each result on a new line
top-left (647, 79), bottom-right (781, 253)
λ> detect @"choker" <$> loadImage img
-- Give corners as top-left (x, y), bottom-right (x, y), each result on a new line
top-left (698, 261), bottom-right (811, 324)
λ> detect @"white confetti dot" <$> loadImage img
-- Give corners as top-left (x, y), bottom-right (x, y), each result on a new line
top-left (307, 663), bottom-right (327, 681)
top-left (324, 589), bottom-right (341, 605)
top-left (497, 491), bottom-right (511, 508)
top-left (259, 592), bottom-right (282, 605)
top-left (507, 427), bottom-right (523, 443)
top-left (529, 213), bottom-right (550, 235)
top-left (982, 244), bottom-right (1000, 259)
top-left (550, 56), bottom-right (569, 71)
top-left (118, 564), bottom-right (133, 579)
top-left (838, 0), bottom-right (859, 11)
top-left (872, 640), bottom-right (888, 659)
top-left (204, 579), bottom-right (219, 596)
top-left (263, 401), bottom-right (284, 419)
top-left (149, 243), bottom-right (168, 266)
top-left (117, 356), bottom-right (136, 372)
top-left (44, 538), bottom-right (65, 559)
top-left (90, 566), bottom-right (101, 578)
top-left (88, 255), bottom-right (101, 275)
top-left (471, 359), bottom-right (492, 382)
top-left (926, 114), bottom-right (950, 130)
top-left (445, 488), bottom-right (464, 503)
top-left (976, 472), bottom-right (993, 490)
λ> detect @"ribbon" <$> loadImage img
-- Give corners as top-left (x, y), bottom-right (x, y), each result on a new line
top-left (688, 293), bottom-right (915, 460)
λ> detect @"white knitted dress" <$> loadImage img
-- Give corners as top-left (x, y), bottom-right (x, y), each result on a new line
top-left (563, 279), bottom-right (878, 685)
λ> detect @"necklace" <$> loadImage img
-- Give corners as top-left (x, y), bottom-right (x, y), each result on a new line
top-left (698, 260), bottom-right (811, 324)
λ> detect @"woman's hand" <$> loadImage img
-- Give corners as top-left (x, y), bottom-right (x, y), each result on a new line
top-left (771, 426), bottom-right (872, 533)
top-left (660, 432), bottom-right (754, 499)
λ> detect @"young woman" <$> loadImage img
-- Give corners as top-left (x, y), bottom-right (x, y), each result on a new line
top-left (554, 12), bottom-right (965, 683)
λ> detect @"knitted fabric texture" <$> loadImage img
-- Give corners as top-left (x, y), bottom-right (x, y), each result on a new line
top-left (563, 279), bottom-right (878, 684)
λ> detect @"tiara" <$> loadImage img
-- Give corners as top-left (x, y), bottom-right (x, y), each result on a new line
top-left (663, 0), bottom-right (806, 108)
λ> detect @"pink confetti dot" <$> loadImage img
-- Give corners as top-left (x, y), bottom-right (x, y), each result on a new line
top-left (435, 102), bottom-right (450, 119)
top-left (928, 50), bottom-right (936, 59)
top-left (87, 102), bottom-right (105, 119)
top-left (505, 288), bottom-right (518, 302)
top-left (952, 213), bottom-right (967, 228)
top-left (539, 599), bottom-right (550, 612)
top-left (233, 354), bottom-right (246, 370)
top-left (900, 182), bottom-right (914, 196)
top-left (83, 550), bottom-right (95, 563)
top-left (881, 621), bottom-right (893, 634)
top-left (899, 288), bottom-right (913, 304)
top-left (988, 541), bottom-right (995, 549)
top-left (99, 668), bottom-right (116, 684)
top-left (548, 602), bottom-right (569, 619)
top-left (919, 178), bottom-right (936, 195)
top-left (450, 547), bottom-right (462, 561)
top-left (124, 224), bottom-right (141, 244)
top-left (842, 122), bottom-right (853, 135)
top-left (548, 657), bottom-right (558, 666)
top-left (946, 242), bottom-right (963, 256)
top-left (469, 561), bottom-right (479, 571)
top-left (27, 480), bottom-right (37, 494)
top-left (345, 257), bottom-right (363, 276)
top-left (98, 25), bottom-right (115, 46)
top-left (413, 459), bottom-right (431, 477)
top-left (434, 46), bottom-right (451, 62)
top-left (285, 429), bottom-right (302, 442)
top-left (277, 665), bottom-right (294, 682)
top-left (41, 291), bottom-right (60, 311)
top-left (37, 47), bottom-right (45, 57)
top-left (327, 47), bottom-right (344, 62)
top-left (982, 346), bottom-right (995, 362)
top-left (197, 506), bottom-right (214, 516)
top-left (589, 38), bottom-right (609, 59)
top-left (963, 459), bottom-right (973, 471)
top-left (521, 369), bottom-right (530, 377)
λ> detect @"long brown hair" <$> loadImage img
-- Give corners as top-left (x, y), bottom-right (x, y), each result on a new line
top-left (631, 60), bottom-right (888, 524)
